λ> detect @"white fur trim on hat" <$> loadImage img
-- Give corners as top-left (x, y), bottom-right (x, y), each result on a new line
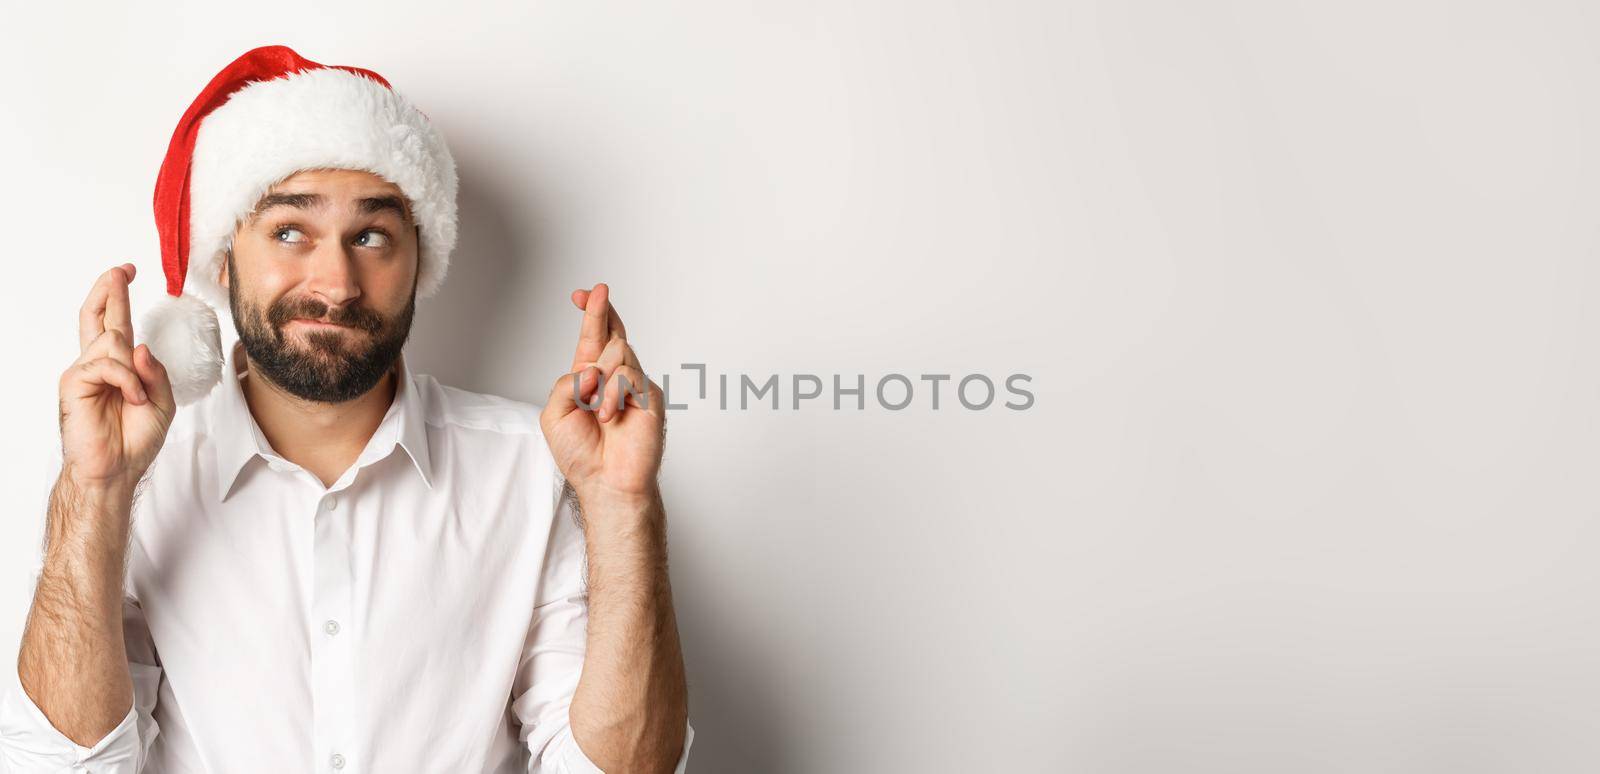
top-left (184, 67), bottom-right (459, 313)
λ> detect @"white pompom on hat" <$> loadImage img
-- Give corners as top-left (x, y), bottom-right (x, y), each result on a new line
top-left (142, 45), bottom-right (459, 406)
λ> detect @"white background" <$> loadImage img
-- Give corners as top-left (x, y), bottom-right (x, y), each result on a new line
top-left (4, 2), bottom-right (1599, 772)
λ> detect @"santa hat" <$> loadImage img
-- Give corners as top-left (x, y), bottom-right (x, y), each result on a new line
top-left (141, 45), bottom-right (459, 405)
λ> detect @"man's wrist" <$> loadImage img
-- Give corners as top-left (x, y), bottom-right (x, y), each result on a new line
top-left (50, 468), bottom-right (136, 537)
top-left (573, 480), bottom-right (660, 512)
top-left (59, 462), bottom-right (141, 504)
top-left (573, 481), bottom-right (664, 542)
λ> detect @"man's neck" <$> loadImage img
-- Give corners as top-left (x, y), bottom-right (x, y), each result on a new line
top-left (238, 357), bottom-right (398, 489)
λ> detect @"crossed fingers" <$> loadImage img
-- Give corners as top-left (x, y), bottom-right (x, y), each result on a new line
top-left (568, 283), bottom-right (658, 421)
top-left (80, 263), bottom-right (138, 356)
top-left (570, 283), bottom-right (643, 374)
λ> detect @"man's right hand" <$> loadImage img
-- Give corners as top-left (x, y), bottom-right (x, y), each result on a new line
top-left (15, 262), bottom-right (177, 750)
top-left (59, 263), bottom-right (177, 493)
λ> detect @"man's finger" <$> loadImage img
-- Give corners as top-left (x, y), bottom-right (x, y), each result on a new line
top-left (544, 366), bottom-right (603, 422)
top-left (79, 282), bottom-right (108, 353)
top-left (79, 263), bottom-right (135, 352)
top-left (582, 336), bottom-right (629, 379)
top-left (103, 263), bottom-right (136, 346)
top-left (62, 357), bottom-right (147, 405)
top-left (134, 344), bottom-right (177, 418)
top-left (569, 283), bottom-right (611, 372)
top-left (576, 337), bottom-right (646, 391)
top-left (572, 287), bottom-right (628, 342)
top-left (80, 328), bottom-right (137, 370)
top-left (598, 365), bottom-right (654, 423)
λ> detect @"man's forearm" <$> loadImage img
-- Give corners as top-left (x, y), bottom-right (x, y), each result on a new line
top-left (567, 485), bottom-right (689, 773)
top-left (16, 472), bottom-right (136, 747)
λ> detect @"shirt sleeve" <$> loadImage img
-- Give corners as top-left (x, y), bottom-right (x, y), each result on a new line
top-left (512, 476), bottom-right (693, 773)
top-left (0, 507), bottom-right (164, 773)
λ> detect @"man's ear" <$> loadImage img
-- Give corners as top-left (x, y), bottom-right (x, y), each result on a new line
top-left (218, 249), bottom-right (230, 290)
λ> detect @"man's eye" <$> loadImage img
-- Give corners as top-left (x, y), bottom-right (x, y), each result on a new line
top-left (273, 227), bottom-right (308, 244)
top-left (355, 230), bottom-right (391, 249)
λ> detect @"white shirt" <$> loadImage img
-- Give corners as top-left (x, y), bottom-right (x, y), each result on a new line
top-left (0, 340), bottom-right (693, 773)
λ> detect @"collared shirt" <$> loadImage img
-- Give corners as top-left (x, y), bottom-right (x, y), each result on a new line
top-left (1, 340), bottom-right (693, 773)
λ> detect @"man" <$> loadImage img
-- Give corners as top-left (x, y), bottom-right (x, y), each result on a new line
top-left (0, 47), bottom-right (692, 772)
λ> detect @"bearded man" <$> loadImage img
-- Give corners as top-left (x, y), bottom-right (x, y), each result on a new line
top-left (0, 46), bottom-right (692, 774)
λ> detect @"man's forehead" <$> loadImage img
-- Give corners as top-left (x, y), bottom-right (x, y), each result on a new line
top-left (266, 167), bottom-right (404, 197)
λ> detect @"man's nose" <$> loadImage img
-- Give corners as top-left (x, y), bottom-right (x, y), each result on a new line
top-left (304, 238), bottom-right (362, 308)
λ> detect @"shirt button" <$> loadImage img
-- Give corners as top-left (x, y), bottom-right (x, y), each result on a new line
top-left (324, 497), bottom-right (339, 512)
top-left (330, 752), bottom-right (346, 769)
top-left (324, 619), bottom-right (341, 636)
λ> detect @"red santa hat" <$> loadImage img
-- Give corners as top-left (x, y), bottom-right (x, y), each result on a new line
top-left (142, 45), bottom-right (459, 405)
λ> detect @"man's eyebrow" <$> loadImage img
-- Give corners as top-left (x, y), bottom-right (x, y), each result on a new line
top-left (246, 192), bottom-right (412, 224)
top-left (249, 192), bottom-right (325, 221)
top-left (359, 195), bottom-right (413, 224)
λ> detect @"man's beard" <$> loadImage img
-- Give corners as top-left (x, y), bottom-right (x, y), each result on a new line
top-left (228, 252), bottom-right (416, 403)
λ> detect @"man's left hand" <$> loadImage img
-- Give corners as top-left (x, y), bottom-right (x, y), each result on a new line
top-left (541, 283), bottom-right (666, 513)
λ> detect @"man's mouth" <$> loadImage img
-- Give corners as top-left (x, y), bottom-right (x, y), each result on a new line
top-left (289, 318), bottom-right (353, 330)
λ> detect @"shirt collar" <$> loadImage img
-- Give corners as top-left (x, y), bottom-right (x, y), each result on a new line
top-left (213, 340), bottom-right (434, 501)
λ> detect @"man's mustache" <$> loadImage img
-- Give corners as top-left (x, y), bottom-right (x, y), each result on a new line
top-left (266, 298), bottom-right (385, 334)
